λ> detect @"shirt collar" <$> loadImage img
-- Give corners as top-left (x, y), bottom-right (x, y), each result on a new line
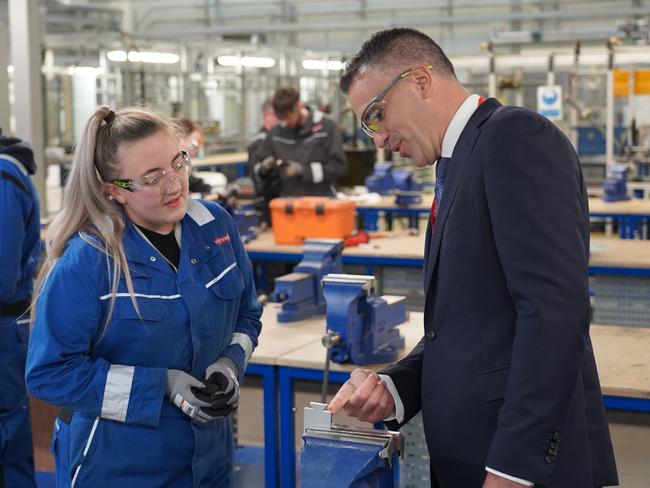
top-left (440, 94), bottom-right (481, 159)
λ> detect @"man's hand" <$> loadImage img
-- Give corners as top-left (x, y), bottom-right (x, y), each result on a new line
top-left (281, 160), bottom-right (303, 178)
top-left (483, 472), bottom-right (530, 488)
top-left (327, 369), bottom-right (395, 423)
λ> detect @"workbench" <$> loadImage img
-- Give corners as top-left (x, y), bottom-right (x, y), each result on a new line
top-left (354, 194), bottom-right (432, 231)
top-left (248, 307), bottom-right (650, 487)
top-left (189, 151), bottom-right (249, 178)
top-left (588, 197), bottom-right (650, 239)
top-left (348, 195), bottom-right (650, 238)
top-left (246, 230), bottom-right (650, 276)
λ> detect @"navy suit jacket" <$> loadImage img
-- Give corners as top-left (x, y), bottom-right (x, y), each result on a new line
top-left (382, 99), bottom-right (618, 487)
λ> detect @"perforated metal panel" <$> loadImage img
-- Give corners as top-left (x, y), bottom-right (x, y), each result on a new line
top-left (591, 276), bottom-right (650, 327)
top-left (400, 412), bottom-right (430, 487)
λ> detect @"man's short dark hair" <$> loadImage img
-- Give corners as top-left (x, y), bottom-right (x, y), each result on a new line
top-left (272, 86), bottom-right (300, 120)
top-left (340, 28), bottom-right (456, 94)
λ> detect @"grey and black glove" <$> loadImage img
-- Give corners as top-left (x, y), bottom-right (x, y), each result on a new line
top-left (192, 357), bottom-right (240, 420)
top-left (166, 369), bottom-right (212, 423)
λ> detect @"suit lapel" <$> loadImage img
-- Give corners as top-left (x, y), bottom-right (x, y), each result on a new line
top-left (423, 98), bottom-right (502, 295)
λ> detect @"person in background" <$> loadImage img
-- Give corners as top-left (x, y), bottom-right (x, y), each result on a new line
top-left (254, 86), bottom-right (347, 197)
top-left (328, 27), bottom-right (618, 488)
top-left (247, 97), bottom-right (280, 223)
top-left (174, 117), bottom-right (205, 160)
top-left (173, 118), bottom-right (211, 194)
top-left (0, 129), bottom-right (39, 488)
top-left (26, 106), bottom-right (262, 487)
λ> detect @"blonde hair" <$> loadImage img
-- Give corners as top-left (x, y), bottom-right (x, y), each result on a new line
top-left (32, 105), bottom-right (171, 331)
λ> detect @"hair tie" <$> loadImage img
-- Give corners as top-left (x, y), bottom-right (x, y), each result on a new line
top-left (104, 110), bottom-right (115, 124)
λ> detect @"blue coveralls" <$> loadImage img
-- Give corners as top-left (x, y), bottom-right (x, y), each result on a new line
top-left (26, 199), bottom-right (262, 488)
top-left (0, 150), bottom-right (40, 488)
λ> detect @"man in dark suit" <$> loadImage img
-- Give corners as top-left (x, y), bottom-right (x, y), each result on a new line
top-left (328, 28), bottom-right (618, 488)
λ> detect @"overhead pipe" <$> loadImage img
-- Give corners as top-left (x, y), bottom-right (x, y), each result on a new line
top-left (130, 6), bottom-right (650, 39)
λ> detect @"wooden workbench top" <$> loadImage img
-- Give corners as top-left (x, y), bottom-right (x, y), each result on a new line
top-left (246, 231), bottom-right (650, 269)
top-left (191, 151), bottom-right (248, 169)
top-left (590, 236), bottom-right (650, 269)
top-left (349, 195), bottom-right (650, 215)
top-left (258, 308), bottom-right (650, 399)
top-left (250, 303), bottom-right (326, 365)
top-left (591, 324), bottom-right (650, 399)
top-left (353, 194), bottom-right (433, 210)
top-left (245, 230), bottom-right (426, 260)
top-left (588, 197), bottom-right (650, 215)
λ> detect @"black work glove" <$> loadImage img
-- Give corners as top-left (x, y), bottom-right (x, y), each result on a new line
top-left (191, 357), bottom-right (240, 420)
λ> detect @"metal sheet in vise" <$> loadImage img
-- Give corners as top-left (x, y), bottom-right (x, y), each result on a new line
top-left (300, 402), bottom-right (404, 487)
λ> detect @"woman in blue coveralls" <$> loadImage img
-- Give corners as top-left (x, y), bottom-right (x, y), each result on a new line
top-left (25, 106), bottom-right (262, 487)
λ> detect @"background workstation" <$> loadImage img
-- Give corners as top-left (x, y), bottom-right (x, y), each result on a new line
top-left (3, 0), bottom-right (650, 487)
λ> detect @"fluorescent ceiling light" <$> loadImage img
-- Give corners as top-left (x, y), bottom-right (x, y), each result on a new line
top-left (241, 56), bottom-right (275, 68)
top-left (217, 56), bottom-right (275, 68)
top-left (70, 66), bottom-right (99, 76)
top-left (217, 55), bottom-right (240, 66)
top-left (107, 50), bottom-right (179, 64)
top-left (302, 60), bottom-right (345, 71)
top-left (7, 65), bottom-right (14, 74)
top-left (128, 51), bottom-right (179, 64)
top-left (107, 50), bottom-right (127, 62)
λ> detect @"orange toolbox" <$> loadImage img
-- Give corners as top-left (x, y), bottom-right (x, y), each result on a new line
top-left (269, 197), bottom-right (356, 244)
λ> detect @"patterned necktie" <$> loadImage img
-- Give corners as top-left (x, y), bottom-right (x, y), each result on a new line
top-left (434, 156), bottom-right (451, 217)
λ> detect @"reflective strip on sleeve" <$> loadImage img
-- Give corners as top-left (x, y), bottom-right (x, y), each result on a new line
top-left (310, 162), bottom-right (324, 183)
top-left (205, 262), bottom-right (237, 288)
top-left (101, 365), bottom-right (135, 422)
top-left (230, 332), bottom-right (254, 363)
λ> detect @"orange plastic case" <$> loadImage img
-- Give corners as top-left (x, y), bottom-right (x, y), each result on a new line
top-left (269, 197), bottom-right (356, 244)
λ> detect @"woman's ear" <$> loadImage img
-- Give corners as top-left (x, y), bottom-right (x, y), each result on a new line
top-left (104, 182), bottom-right (126, 204)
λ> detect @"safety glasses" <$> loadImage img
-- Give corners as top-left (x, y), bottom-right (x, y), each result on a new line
top-left (110, 150), bottom-right (191, 196)
top-left (360, 64), bottom-right (433, 137)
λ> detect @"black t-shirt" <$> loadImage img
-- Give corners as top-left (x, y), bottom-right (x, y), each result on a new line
top-left (135, 224), bottom-right (180, 269)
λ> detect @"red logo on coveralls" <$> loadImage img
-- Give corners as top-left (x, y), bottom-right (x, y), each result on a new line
top-left (311, 124), bottom-right (323, 133)
top-left (214, 234), bottom-right (231, 245)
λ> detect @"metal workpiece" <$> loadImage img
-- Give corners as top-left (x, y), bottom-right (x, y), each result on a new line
top-left (300, 402), bottom-right (404, 487)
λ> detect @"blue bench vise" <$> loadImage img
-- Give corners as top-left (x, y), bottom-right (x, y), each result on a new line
top-left (300, 402), bottom-right (403, 488)
top-left (321, 274), bottom-right (406, 365)
top-left (365, 163), bottom-right (423, 196)
top-left (603, 164), bottom-right (631, 202)
top-left (272, 239), bottom-right (343, 323)
top-left (365, 163), bottom-right (396, 195)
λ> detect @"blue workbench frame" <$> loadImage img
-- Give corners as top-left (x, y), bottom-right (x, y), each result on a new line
top-left (356, 206), bottom-right (650, 238)
top-left (590, 212), bottom-right (650, 239)
top-left (244, 363), bottom-right (278, 488)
